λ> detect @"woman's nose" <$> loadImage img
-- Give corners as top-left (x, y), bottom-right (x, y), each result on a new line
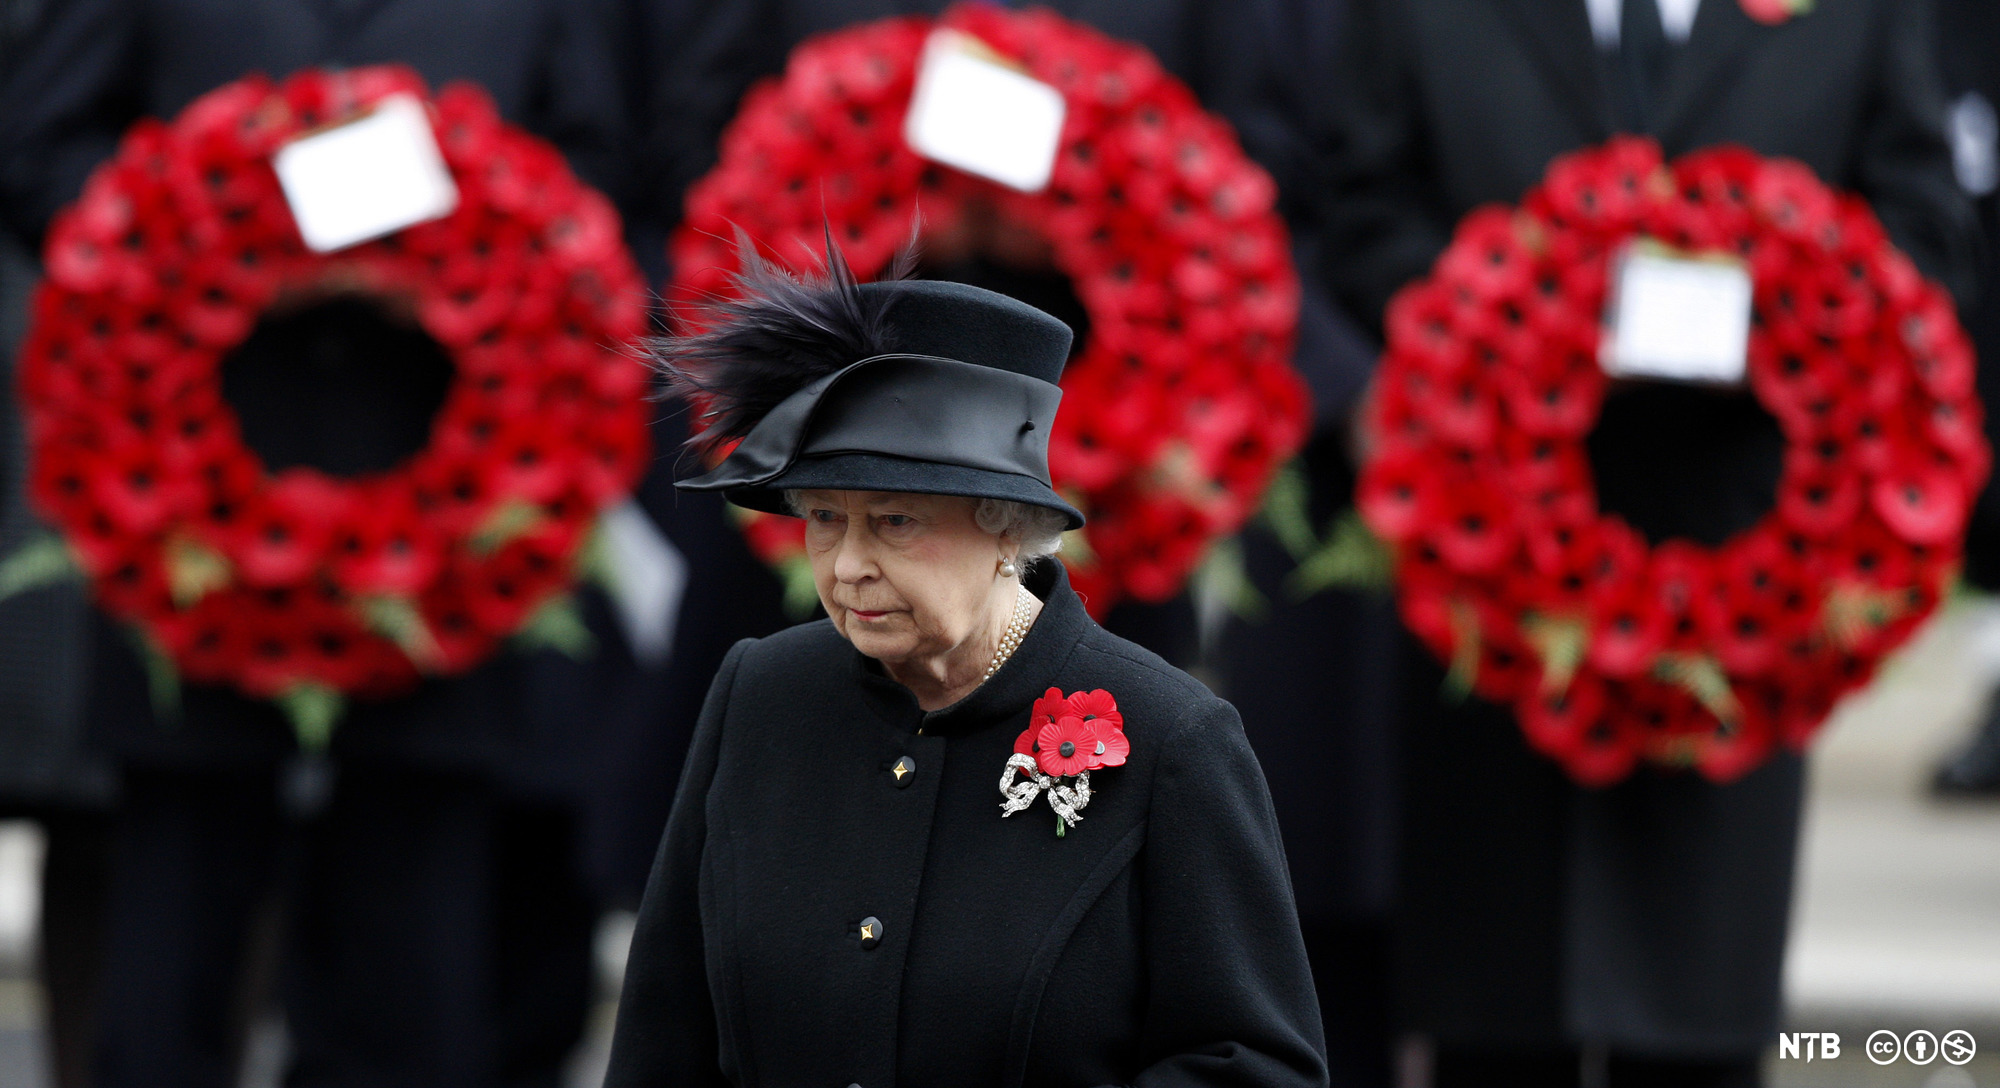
top-left (832, 522), bottom-right (878, 583)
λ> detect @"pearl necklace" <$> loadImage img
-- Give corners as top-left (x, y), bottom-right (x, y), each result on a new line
top-left (984, 584), bottom-right (1035, 680)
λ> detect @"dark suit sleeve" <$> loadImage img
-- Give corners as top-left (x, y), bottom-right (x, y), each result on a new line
top-left (0, 0), bottom-right (144, 249)
top-left (602, 638), bottom-right (751, 1088)
top-left (1852, 0), bottom-right (1980, 306)
top-left (1122, 699), bottom-right (1330, 1088)
top-left (1296, 0), bottom-right (1451, 337)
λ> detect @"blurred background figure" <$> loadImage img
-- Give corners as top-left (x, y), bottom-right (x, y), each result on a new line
top-left (1933, 0), bottom-right (2000, 799)
top-left (1301, 1), bottom-right (1975, 1086)
top-left (1210, 1), bottom-right (1403, 1083)
top-left (637, 2), bottom-right (1398, 1082)
top-left (0, 1), bottom-right (659, 1084)
top-left (0, 6), bottom-right (116, 1088)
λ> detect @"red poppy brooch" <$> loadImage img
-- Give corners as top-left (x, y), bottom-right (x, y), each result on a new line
top-left (1001, 688), bottom-right (1129, 836)
top-left (1739, 0), bottom-right (1811, 26)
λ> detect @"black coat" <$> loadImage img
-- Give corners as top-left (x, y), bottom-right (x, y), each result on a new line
top-left (604, 561), bottom-right (1329, 1088)
top-left (1303, 0), bottom-right (1976, 1057)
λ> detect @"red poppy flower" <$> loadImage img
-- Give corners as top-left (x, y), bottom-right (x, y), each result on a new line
top-left (1739, 0), bottom-right (1802, 26)
top-left (1035, 714), bottom-right (1098, 778)
top-left (1529, 137), bottom-right (1661, 232)
top-left (1870, 462), bottom-right (1969, 546)
top-left (227, 471), bottom-right (348, 586)
top-left (1562, 692), bottom-right (1646, 788)
top-left (1499, 353), bottom-right (1604, 438)
top-left (1355, 448), bottom-right (1437, 543)
top-left (1437, 207), bottom-right (1535, 300)
top-left (1468, 609), bottom-right (1542, 704)
top-left (1385, 283), bottom-right (1475, 375)
top-left (1776, 448), bottom-right (1865, 537)
top-left (1751, 159), bottom-right (1839, 240)
top-left (1912, 334), bottom-right (1976, 405)
top-left (1062, 688), bottom-right (1124, 732)
top-left (327, 487), bottom-right (443, 596)
top-left (1588, 578), bottom-right (1674, 680)
top-left (1518, 671), bottom-right (1609, 768)
top-left (88, 433), bottom-right (189, 535)
top-left (1691, 692), bottom-right (1777, 783)
top-left (1431, 479), bottom-right (1518, 576)
top-left (1084, 716), bottom-right (1130, 769)
top-left (1694, 581), bottom-right (1785, 678)
top-left (1923, 398), bottom-right (1987, 464)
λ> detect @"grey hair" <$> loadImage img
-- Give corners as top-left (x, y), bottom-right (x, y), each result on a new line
top-left (781, 491), bottom-right (1066, 563)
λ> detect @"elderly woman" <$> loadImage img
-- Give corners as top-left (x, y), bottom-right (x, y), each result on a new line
top-left (603, 251), bottom-right (1328, 1088)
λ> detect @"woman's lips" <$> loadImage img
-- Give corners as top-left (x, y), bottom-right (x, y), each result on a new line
top-left (849, 609), bottom-right (891, 621)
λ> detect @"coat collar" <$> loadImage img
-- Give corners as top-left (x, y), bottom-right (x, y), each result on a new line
top-left (850, 559), bottom-right (1092, 738)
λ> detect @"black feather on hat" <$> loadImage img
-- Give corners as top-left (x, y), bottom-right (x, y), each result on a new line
top-left (653, 230), bottom-right (917, 458)
top-left (656, 230), bottom-right (1084, 529)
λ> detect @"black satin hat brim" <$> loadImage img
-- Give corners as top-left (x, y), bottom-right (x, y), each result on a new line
top-left (721, 452), bottom-right (1085, 530)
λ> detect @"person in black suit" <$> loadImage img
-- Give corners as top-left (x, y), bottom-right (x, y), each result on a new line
top-left (604, 268), bottom-right (1327, 1088)
top-left (0, 2), bottom-right (640, 1084)
top-left (1299, 1), bottom-right (1975, 1085)
top-left (635, 4), bottom-right (1404, 1081)
top-left (1932, 0), bottom-right (2000, 797)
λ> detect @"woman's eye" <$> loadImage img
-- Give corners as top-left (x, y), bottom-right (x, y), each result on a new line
top-left (880, 514), bottom-right (913, 528)
top-left (810, 509), bottom-right (839, 524)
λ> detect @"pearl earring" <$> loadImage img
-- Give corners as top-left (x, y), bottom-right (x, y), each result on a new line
top-left (999, 557), bottom-right (1019, 579)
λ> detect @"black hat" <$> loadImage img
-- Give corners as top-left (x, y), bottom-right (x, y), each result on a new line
top-left (659, 249), bottom-right (1083, 528)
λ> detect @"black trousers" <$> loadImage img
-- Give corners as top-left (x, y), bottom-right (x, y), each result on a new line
top-left (31, 807), bottom-right (111, 1088)
top-left (90, 764), bottom-right (594, 1088)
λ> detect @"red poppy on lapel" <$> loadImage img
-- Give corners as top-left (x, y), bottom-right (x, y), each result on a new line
top-left (1739, 0), bottom-right (1812, 27)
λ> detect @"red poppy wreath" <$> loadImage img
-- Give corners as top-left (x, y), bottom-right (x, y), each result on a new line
top-left (1358, 137), bottom-right (1988, 786)
top-left (668, 4), bottom-right (1308, 613)
top-left (18, 66), bottom-right (651, 724)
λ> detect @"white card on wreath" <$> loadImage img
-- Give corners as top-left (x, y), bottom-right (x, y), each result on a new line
top-left (273, 94), bottom-right (459, 253)
top-left (904, 29), bottom-right (1066, 193)
top-left (1602, 244), bottom-right (1754, 385)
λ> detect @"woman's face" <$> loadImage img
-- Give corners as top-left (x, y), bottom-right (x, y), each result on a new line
top-left (799, 489), bottom-right (1009, 669)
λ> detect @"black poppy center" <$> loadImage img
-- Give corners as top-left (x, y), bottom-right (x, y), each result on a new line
top-left (220, 295), bottom-right (455, 477)
top-left (1058, 741), bottom-right (1076, 758)
top-left (1585, 382), bottom-right (1784, 548)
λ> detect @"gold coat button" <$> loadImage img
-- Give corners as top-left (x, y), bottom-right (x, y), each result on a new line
top-left (890, 756), bottom-right (916, 788)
